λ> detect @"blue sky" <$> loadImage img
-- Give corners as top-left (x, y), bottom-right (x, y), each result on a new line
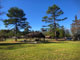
top-left (0, 0), bottom-right (80, 31)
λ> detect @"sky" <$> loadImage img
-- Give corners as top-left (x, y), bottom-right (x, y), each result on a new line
top-left (0, 0), bottom-right (80, 31)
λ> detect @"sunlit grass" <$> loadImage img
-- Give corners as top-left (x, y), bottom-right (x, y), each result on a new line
top-left (0, 40), bottom-right (80, 60)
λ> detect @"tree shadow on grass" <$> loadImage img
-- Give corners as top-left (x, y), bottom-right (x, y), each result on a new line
top-left (42, 40), bottom-right (68, 44)
top-left (0, 40), bottom-right (68, 50)
top-left (0, 43), bottom-right (27, 46)
top-left (0, 43), bottom-right (36, 50)
top-left (0, 40), bottom-right (67, 46)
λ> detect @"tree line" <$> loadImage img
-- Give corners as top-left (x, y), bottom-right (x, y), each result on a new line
top-left (0, 4), bottom-right (71, 41)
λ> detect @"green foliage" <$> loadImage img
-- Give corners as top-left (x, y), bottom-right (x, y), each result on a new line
top-left (42, 4), bottom-right (67, 23)
top-left (44, 27), bottom-right (60, 38)
top-left (23, 23), bottom-right (31, 34)
top-left (3, 7), bottom-right (28, 29)
top-left (0, 30), bottom-right (9, 36)
top-left (3, 7), bottom-right (30, 41)
top-left (59, 26), bottom-right (65, 38)
top-left (59, 29), bottom-right (65, 38)
top-left (43, 26), bottom-right (71, 38)
top-left (42, 4), bottom-right (67, 38)
top-left (47, 4), bottom-right (63, 17)
top-left (0, 30), bottom-right (15, 38)
top-left (0, 30), bottom-right (12, 41)
top-left (65, 29), bottom-right (71, 37)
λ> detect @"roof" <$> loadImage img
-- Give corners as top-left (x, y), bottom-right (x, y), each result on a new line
top-left (26, 32), bottom-right (45, 38)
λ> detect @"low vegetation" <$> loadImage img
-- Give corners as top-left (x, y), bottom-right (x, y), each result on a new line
top-left (0, 40), bottom-right (80, 60)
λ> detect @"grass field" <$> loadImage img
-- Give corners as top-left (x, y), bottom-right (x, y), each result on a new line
top-left (0, 40), bottom-right (80, 60)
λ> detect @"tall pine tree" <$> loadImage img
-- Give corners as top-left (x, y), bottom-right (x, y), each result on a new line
top-left (42, 4), bottom-right (67, 40)
top-left (4, 7), bottom-right (29, 41)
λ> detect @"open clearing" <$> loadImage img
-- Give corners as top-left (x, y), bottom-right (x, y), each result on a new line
top-left (0, 40), bottom-right (80, 60)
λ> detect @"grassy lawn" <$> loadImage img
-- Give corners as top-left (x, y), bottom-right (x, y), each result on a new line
top-left (0, 40), bottom-right (80, 60)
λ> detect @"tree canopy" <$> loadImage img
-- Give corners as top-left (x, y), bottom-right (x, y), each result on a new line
top-left (3, 7), bottom-right (30, 41)
top-left (42, 4), bottom-right (67, 40)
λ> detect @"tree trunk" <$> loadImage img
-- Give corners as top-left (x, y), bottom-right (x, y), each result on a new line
top-left (15, 37), bottom-right (17, 41)
top-left (15, 23), bottom-right (18, 42)
top-left (54, 16), bottom-right (57, 41)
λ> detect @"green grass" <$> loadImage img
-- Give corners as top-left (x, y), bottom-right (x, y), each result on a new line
top-left (0, 40), bottom-right (80, 60)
